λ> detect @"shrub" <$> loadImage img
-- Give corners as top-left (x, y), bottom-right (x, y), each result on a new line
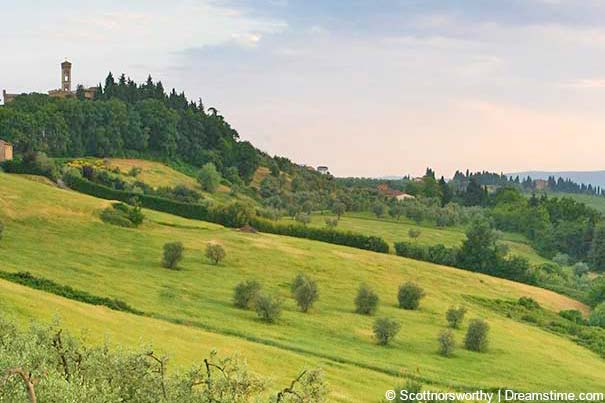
top-left (559, 309), bottom-right (585, 325)
top-left (206, 243), bottom-right (226, 265)
top-left (233, 280), bottom-right (262, 309)
top-left (162, 242), bottom-right (184, 269)
top-left (518, 297), bottom-right (540, 310)
top-left (127, 166), bottom-right (142, 177)
top-left (255, 294), bottom-right (283, 323)
top-left (438, 329), bottom-right (456, 357)
top-left (291, 274), bottom-right (319, 313)
top-left (464, 319), bottom-right (490, 352)
top-left (446, 306), bottom-right (467, 328)
top-left (373, 317), bottom-right (401, 345)
top-left (198, 162), bottom-right (222, 193)
top-left (0, 222), bottom-right (4, 241)
top-left (397, 282), bottom-right (425, 310)
top-left (100, 207), bottom-right (134, 227)
top-left (573, 262), bottom-right (590, 277)
top-left (589, 303), bottom-right (605, 328)
top-left (408, 228), bottom-right (421, 239)
top-left (355, 284), bottom-right (379, 315)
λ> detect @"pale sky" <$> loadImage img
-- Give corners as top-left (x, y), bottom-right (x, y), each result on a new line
top-left (2, 0), bottom-right (605, 177)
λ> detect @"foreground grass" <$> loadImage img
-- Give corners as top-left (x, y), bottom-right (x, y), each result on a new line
top-left (1, 172), bottom-right (604, 399)
top-left (281, 211), bottom-right (549, 264)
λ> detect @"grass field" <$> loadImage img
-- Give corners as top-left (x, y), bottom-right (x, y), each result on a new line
top-left (281, 211), bottom-right (550, 264)
top-left (1, 172), bottom-right (604, 400)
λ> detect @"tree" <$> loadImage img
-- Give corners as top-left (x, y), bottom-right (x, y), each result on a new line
top-left (162, 242), bottom-right (183, 269)
top-left (198, 162), bottom-right (221, 193)
top-left (590, 224), bottom-right (605, 272)
top-left (464, 319), bottom-right (490, 352)
top-left (408, 228), bottom-right (421, 240)
top-left (552, 253), bottom-right (571, 266)
top-left (573, 262), bottom-right (590, 277)
top-left (291, 274), bottom-right (319, 313)
top-left (295, 212), bottom-right (311, 226)
top-left (438, 329), bottom-right (456, 357)
top-left (255, 294), bottom-right (283, 323)
top-left (397, 282), bottom-right (425, 310)
top-left (439, 176), bottom-right (452, 207)
top-left (589, 277), bottom-right (605, 306)
top-left (373, 317), bottom-right (401, 345)
top-left (457, 218), bottom-right (501, 275)
top-left (372, 202), bottom-right (385, 218)
top-left (354, 284), bottom-right (379, 315)
top-left (325, 218), bottom-right (338, 228)
top-left (332, 202), bottom-right (346, 220)
top-left (233, 280), bottom-right (262, 309)
top-left (588, 303), bottom-right (605, 328)
top-left (445, 306), bottom-right (467, 329)
top-left (206, 243), bottom-right (226, 265)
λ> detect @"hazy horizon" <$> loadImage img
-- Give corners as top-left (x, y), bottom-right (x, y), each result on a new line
top-left (4, 0), bottom-right (605, 177)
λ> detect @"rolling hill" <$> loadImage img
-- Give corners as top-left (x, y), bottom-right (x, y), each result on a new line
top-left (2, 172), bottom-right (604, 401)
top-left (510, 170), bottom-right (605, 189)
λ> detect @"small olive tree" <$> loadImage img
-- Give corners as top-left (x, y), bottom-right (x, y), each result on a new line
top-left (255, 294), bottom-right (283, 323)
top-left (408, 228), bottom-right (421, 239)
top-left (295, 212), bottom-right (311, 226)
top-left (233, 280), bottom-right (262, 309)
top-left (162, 242), bottom-right (184, 269)
top-left (445, 306), bottom-right (467, 328)
top-left (291, 274), bottom-right (319, 313)
top-left (206, 243), bottom-right (226, 265)
top-left (355, 284), bottom-right (379, 315)
top-left (397, 282), bottom-right (425, 310)
top-left (464, 319), bottom-right (490, 352)
top-left (438, 329), bottom-right (456, 357)
top-left (373, 317), bottom-right (401, 345)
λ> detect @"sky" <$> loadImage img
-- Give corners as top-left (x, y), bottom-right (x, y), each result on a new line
top-left (2, 0), bottom-right (605, 178)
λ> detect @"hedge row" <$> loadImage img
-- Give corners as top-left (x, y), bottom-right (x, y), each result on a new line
top-left (0, 271), bottom-right (142, 314)
top-left (65, 174), bottom-right (390, 254)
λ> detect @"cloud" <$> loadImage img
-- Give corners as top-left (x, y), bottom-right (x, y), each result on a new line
top-left (563, 78), bottom-right (605, 89)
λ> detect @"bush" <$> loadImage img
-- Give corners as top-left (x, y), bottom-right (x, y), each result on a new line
top-left (372, 317), bottom-right (401, 345)
top-left (464, 319), bottom-right (490, 352)
top-left (206, 243), bottom-right (226, 265)
top-left (559, 309), bottom-right (585, 325)
top-left (162, 242), bottom-right (184, 269)
top-left (438, 329), bottom-right (456, 357)
top-left (233, 280), bottom-right (262, 309)
top-left (589, 303), bottom-right (605, 328)
top-left (198, 162), bottom-right (221, 193)
top-left (408, 228), bottom-right (421, 239)
top-left (573, 262), bottom-right (590, 277)
top-left (255, 294), bottom-right (283, 323)
top-left (291, 274), bottom-right (319, 313)
top-left (518, 297), bottom-right (540, 310)
top-left (0, 222), bottom-right (4, 241)
top-left (397, 282), bottom-right (425, 310)
top-left (355, 284), bottom-right (379, 315)
top-left (446, 306), bottom-right (467, 329)
top-left (100, 206), bottom-right (134, 227)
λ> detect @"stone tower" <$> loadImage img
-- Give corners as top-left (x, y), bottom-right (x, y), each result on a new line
top-left (61, 60), bottom-right (72, 92)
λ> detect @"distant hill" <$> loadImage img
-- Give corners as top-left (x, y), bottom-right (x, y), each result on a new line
top-left (509, 170), bottom-right (605, 188)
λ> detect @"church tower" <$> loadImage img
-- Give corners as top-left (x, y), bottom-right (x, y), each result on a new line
top-left (61, 60), bottom-right (72, 92)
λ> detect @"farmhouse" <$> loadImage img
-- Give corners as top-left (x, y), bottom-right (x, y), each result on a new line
top-left (0, 139), bottom-right (13, 162)
top-left (317, 166), bottom-right (329, 174)
top-left (377, 183), bottom-right (415, 200)
top-left (2, 60), bottom-right (97, 104)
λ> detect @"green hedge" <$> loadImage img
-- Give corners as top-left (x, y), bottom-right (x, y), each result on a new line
top-left (64, 174), bottom-right (390, 254)
top-left (0, 271), bottom-right (142, 314)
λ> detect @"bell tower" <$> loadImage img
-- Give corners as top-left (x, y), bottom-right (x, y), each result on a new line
top-left (61, 60), bottom-right (72, 92)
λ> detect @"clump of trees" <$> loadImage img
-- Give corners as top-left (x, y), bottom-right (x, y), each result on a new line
top-left (162, 241), bottom-right (184, 269)
top-left (373, 317), bottom-right (401, 345)
top-left (445, 306), bottom-right (467, 328)
top-left (354, 284), bottom-right (379, 315)
top-left (397, 282), bottom-right (425, 310)
top-left (233, 280), bottom-right (262, 309)
top-left (206, 243), bottom-right (226, 265)
top-left (290, 274), bottom-right (319, 313)
top-left (464, 319), bottom-right (490, 352)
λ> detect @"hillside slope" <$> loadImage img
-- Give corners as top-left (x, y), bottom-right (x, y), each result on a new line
top-left (1, 173), bottom-right (604, 400)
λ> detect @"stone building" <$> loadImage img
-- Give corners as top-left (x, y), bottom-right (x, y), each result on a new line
top-left (0, 139), bottom-right (13, 162)
top-left (2, 60), bottom-right (97, 104)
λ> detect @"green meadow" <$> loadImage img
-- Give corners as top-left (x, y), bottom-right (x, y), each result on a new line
top-left (1, 172), bottom-right (604, 401)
